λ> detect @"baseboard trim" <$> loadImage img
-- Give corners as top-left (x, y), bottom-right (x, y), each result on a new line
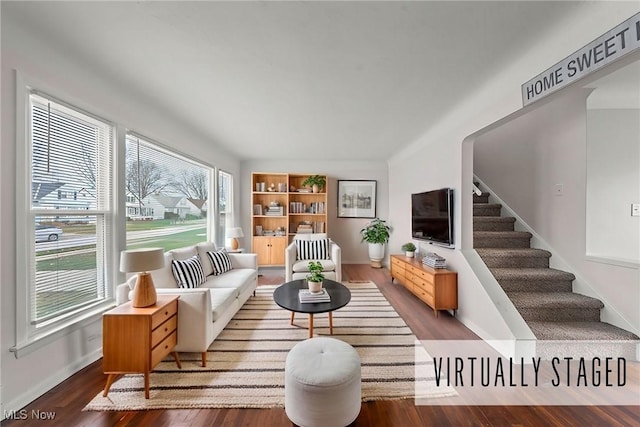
top-left (1, 349), bottom-right (102, 419)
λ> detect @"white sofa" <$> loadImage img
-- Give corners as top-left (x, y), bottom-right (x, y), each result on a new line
top-left (116, 242), bottom-right (258, 367)
top-left (285, 233), bottom-right (342, 283)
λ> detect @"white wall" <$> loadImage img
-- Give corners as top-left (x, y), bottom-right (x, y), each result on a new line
top-left (388, 3), bottom-right (640, 342)
top-left (1, 18), bottom-right (241, 413)
top-left (240, 160), bottom-right (388, 264)
top-left (586, 108), bottom-right (640, 264)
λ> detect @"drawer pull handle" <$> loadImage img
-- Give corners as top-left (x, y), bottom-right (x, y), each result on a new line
top-left (164, 327), bottom-right (168, 332)
top-left (165, 311), bottom-right (169, 316)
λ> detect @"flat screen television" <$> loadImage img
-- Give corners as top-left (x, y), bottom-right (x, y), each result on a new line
top-left (411, 188), bottom-right (454, 248)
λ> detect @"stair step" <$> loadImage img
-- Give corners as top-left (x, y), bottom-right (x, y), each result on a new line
top-left (477, 248), bottom-right (551, 268)
top-left (528, 321), bottom-right (639, 341)
top-left (473, 192), bottom-right (490, 204)
top-left (508, 292), bottom-right (603, 322)
top-left (529, 321), bottom-right (639, 359)
top-left (473, 231), bottom-right (532, 248)
top-left (473, 216), bottom-right (515, 231)
top-left (491, 268), bottom-right (574, 292)
top-left (473, 203), bottom-right (501, 217)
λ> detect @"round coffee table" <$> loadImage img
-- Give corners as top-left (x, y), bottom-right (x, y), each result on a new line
top-left (273, 279), bottom-right (351, 338)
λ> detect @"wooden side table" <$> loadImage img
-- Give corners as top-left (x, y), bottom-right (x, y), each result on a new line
top-left (102, 295), bottom-right (181, 399)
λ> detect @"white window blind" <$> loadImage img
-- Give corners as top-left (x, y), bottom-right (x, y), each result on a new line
top-left (218, 171), bottom-right (234, 247)
top-left (29, 92), bottom-right (113, 327)
top-left (125, 134), bottom-right (210, 251)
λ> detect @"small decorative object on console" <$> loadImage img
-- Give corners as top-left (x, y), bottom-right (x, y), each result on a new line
top-left (401, 242), bottom-right (416, 258)
top-left (422, 252), bottom-right (446, 269)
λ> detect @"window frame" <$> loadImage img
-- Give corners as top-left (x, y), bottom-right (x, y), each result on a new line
top-left (217, 170), bottom-right (234, 248)
top-left (12, 73), bottom-right (118, 357)
top-left (124, 132), bottom-right (217, 248)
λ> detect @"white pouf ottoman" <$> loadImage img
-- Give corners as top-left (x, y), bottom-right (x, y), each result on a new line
top-left (285, 337), bottom-right (361, 427)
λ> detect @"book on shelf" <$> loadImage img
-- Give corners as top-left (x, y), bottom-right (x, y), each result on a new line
top-left (297, 225), bottom-right (313, 234)
top-left (265, 206), bottom-right (284, 216)
top-left (289, 201), bottom-right (306, 214)
top-left (253, 204), bottom-right (263, 215)
top-left (299, 288), bottom-right (331, 303)
top-left (309, 202), bottom-right (325, 214)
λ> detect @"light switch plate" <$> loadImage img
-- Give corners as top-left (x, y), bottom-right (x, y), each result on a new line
top-left (632, 203), bottom-right (640, 217)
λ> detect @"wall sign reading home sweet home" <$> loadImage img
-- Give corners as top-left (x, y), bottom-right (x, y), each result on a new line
top-left (522, 12), bottom-right (640, 106)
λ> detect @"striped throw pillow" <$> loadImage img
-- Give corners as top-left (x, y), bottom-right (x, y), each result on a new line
top-left (207, 248), bottom-right (233, 275)
top-left (171, 255), bottom-right (205, 289)
top-left (295, 238), bottom-right (330, 260)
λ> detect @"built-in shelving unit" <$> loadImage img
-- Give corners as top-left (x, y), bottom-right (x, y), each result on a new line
top-left (251, 172), bottom-right (328, 266)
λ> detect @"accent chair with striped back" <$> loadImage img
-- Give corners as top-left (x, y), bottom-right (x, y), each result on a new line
top-left (285, 233), bottom-right (342, 283)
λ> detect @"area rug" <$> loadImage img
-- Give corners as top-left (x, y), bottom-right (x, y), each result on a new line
top-left (85, 281), bottom-right (456, 411)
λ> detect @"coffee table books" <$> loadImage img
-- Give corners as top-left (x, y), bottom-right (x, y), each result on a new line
top-left (299, 288), bottom-right (331, 303)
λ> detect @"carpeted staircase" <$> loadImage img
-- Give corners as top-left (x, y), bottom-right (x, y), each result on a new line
top-left (473, 188), bottom-right (638, 358)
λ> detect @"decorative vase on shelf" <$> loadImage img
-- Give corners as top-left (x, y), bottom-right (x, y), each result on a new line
top-left (312, 184), bottom-right (319, 193)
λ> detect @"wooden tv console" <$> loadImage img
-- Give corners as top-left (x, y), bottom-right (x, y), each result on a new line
top-left (390, 255), bottom-right (458, 317)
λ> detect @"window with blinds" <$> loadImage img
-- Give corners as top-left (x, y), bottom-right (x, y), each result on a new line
top-left (218, 171), bottom-right (233, 248)
top-left (29, 92), bottom-right (114, 327)
top-left (125, 134), bottom-right (211, 251)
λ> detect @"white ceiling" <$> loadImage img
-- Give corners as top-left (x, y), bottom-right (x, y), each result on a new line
top-left (4, 1), bottom-right (586, 161)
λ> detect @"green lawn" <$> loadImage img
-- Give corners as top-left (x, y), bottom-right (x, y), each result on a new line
top-left (37, 252), bottom-right (96, 271)
top-left (126, 226), bottom-right (207, 251)
top-left (126, 219), bottom-right (175, 231)
top-left (37, 222), bottom-right (207, 271)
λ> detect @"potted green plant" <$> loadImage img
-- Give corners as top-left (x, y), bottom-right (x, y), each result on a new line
top-left (301, 175), bottom-right (326, 193)
top-left (306, 261), bottom-right (325, 293)
top-left (401, 242), bottom-right (416, 258)
top-left (360, 218), bottom-right (392, 268)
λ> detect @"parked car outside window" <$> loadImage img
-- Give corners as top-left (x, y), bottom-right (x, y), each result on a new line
top-left (35, 224), bottom-right (63, 242)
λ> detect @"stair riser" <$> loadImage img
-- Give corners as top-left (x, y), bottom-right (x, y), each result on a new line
top-left (518, 308), bottom-right (601, 322)
top-left (480, 256), bottom-right (549, 268)
top-left (498, 280), bottom-right (573, 293)
top-left (536, 342), bottom-right (639, 360)
top-left (474, 236), bottom-right (531, 248)
top-left (473, 205), bottom-right (501, 216)
top-left (473, 194), bottom-right (489, 204)
top-left (473, 220), bottom-right (515, 232)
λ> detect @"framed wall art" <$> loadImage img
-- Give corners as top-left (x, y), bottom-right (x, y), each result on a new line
top-left (337, 180), bottom-right (377, 218)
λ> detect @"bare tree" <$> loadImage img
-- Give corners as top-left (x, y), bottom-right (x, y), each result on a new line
top-left (75, 146), bottom-right (97, 197)
top-left (126, 158), bottom-right (168, 205)
top-left (171, 170), bottom-right (208, 200)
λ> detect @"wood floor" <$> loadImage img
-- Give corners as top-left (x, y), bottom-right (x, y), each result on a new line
top-left (4, 264), bottom-right (638, 426)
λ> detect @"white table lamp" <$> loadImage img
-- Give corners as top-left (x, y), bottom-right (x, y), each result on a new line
top-left (227, 227), bottom-right (244, 250)
top-left (120, 248), bottom-right (165, 308)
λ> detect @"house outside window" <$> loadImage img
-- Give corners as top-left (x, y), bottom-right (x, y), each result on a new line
top-left (17, 91), bottom-right (115, 342)
top-left (125, 134), bottom-right (211, 251)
